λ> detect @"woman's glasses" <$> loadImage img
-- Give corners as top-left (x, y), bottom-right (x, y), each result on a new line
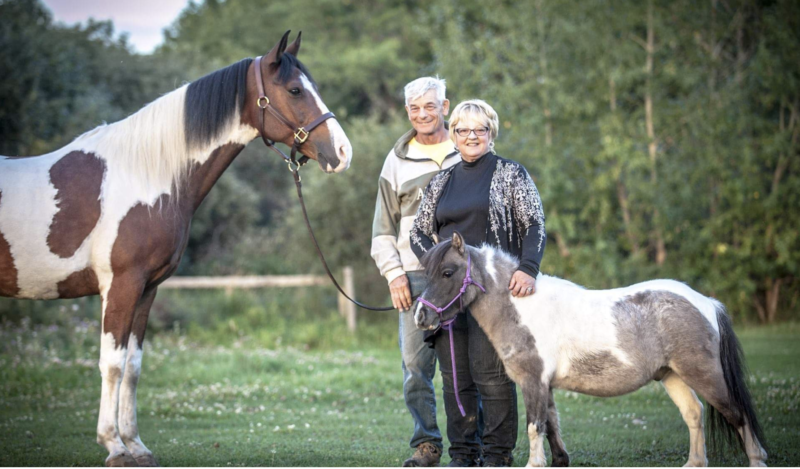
top-left (454, 127), bottom-right (489, 138)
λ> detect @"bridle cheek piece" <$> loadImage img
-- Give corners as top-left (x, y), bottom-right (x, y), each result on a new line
top-left (253, 55), bottom-right (336, 174)
top-left (417, 253), bottom-right (486, 417)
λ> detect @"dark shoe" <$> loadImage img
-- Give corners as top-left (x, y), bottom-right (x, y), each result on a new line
top-left (403, 442), bottom-right (442, 467)
top-left (446, 456), bottom-right (481, 467)
top-left (482, 456), bottom-right (512, 467)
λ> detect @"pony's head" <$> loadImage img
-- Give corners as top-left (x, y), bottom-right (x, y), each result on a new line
top-left (415, 232), bottom-right (487, 330)
top-left (246, 31), bottom-right (352, 173)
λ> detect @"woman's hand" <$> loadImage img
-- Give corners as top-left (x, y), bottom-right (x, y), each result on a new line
top-left (509, 270), bottom-right (536, 297)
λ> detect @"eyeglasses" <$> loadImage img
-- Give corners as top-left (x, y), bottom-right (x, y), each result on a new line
top-left (454, 127), bottom-right (489, 138)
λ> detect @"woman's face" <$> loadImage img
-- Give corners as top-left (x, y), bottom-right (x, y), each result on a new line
top-left (454, 116), bottom-right (492, 162)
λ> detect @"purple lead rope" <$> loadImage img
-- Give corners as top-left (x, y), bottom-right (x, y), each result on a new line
top-left (417, 254), bottom-right (485, 417)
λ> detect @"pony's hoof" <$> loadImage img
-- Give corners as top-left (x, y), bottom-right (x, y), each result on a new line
top-left (552, 454), bottom-right (570, 467)
top-left (134, 454), bottom-right (159, 467)
top-left (106, 452), bottom-right (139, 467)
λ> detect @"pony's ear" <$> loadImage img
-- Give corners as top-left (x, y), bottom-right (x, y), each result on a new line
top-left (452, 232), bottom-right (465, 255)
top-left (431, 233), bottom-right (440, 245)
top-left (285, 31), bottom-right (302, 57)
top-left (264, 30), bottom-right (291, 64)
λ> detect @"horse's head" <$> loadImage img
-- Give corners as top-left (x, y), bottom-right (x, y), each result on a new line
top-left (415, 232), bottom-right (486, 331)
top-left (246, 31), bottom-right (352, 173)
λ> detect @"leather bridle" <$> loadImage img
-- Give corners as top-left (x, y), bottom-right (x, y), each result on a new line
top-left (253, 55), bottom-right (335, 171)
top-left (253, 55), bottom-right (394, 312)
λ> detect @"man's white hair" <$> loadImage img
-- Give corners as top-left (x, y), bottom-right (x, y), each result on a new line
top-left (404, 76), bottom-right (447, 106)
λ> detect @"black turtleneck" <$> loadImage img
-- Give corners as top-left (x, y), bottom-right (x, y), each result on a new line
top-left (435, 152), bottom-right (497, 246)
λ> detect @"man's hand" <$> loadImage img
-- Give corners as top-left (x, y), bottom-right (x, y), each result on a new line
top-left (390, 274), bottom-right (413, 311)
top-left (509, 270), bottom-right (536, 298)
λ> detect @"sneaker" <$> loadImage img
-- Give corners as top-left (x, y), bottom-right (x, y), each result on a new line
top-left (402, 442), bottom-right (442, 467)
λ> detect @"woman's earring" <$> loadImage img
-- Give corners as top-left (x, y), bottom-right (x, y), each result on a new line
top-left (489, 141), bottom-right (496, 155)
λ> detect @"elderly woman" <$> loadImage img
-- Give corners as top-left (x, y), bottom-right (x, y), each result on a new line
top-left (410, 99), bottom-right (545, 467)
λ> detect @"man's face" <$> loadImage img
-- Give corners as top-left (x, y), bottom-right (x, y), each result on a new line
top-left (405, 90), bottom-right (450, 136)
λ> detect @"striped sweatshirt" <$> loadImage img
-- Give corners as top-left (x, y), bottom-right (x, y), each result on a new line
top-left (371, 128), bottom-right (459, 284)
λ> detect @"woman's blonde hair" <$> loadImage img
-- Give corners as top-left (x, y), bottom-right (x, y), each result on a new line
top-left (448, 99), bottom-right (500, 143)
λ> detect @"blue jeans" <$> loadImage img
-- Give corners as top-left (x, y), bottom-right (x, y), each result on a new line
top-left (399, 271), bottom-right (442, 449)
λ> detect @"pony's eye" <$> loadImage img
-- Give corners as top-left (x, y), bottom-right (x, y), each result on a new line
top-left (443, 271), bottom-right (453, 278)
top-left (289, 88), bottom-right (302, 96)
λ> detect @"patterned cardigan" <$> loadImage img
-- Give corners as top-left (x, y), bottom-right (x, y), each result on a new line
top-left (409, 155), bottom-right (546, 278)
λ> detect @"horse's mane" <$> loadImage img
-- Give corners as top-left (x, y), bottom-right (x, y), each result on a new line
top-left (70, 53), bottom-right (311, 196)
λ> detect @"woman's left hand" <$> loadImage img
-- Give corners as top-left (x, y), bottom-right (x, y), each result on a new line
top-left (509, 270), bottom-right (536, 297)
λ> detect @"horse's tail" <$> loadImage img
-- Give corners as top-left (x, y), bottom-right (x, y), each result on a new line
top-left (707, 303), bottom-right (767, 454)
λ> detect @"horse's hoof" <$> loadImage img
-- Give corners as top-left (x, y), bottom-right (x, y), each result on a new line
top-left (134, 454), bottom-right (159, 467)
top-left (552, 454), bottom-right (570, 467)
top-left (106, 452), bottom-right (139, 467)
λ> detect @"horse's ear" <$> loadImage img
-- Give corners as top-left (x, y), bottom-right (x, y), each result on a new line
top-left (431, 233), bottom-right (440, 246)
top-left (285, 31), bottom-right (302, 57)
top-left (264, 30), bottom-right (292, 64)
top-left (452, 232), bottom-right (465, 255)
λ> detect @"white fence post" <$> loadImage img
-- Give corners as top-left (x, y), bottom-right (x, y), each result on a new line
top-left (339, 266), bottom-right (356, 333)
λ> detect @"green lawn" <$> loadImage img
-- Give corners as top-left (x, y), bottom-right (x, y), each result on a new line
top-left (0, 321), bottom-right (798, 466)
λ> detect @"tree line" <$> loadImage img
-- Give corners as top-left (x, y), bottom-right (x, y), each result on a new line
top-left (1, 0), bottom-right (798, 323)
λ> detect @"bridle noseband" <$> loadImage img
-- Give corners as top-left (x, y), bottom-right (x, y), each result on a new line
top-left (253, 55), bottom-right (336, 173)
top-left (417, 253), bottom-right (486, 416)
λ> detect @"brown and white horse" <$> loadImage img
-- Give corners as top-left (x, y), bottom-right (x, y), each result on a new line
top-left (0, 32), bottom-right (351, 466)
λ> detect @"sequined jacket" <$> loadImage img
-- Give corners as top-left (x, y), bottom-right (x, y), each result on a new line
top-left (409, 155), bottom-right (546, 278)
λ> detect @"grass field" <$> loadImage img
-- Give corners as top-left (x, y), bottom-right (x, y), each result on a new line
top-left (0, 319), bottom-right (798, 466)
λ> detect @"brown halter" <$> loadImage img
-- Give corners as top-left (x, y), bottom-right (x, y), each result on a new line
top-left (253, 55), bottom-right (336, 171)
top-left (253, 55), bottom-right (393, 311)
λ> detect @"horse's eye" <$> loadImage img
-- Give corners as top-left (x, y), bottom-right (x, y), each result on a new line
top-left (289, 88), bottom-right (302, 96)
top-left (443, 271), bottom-right (453, 278)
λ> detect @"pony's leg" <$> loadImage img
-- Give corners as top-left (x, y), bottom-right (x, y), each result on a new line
top-left (97, 279), bottom-right (144, 467)
top-left (520, 379), bottom-right (550, 467)
top-left (545, 389), bottom-right (569, 467)
top-left (119, 287), bottom-right (158, 467)
top-left (661, 372), bottom-right (707, 467)
top-left (674, 365), bottom-right (767, 467)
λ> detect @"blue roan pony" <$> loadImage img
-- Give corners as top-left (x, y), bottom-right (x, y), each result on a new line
top-left (415, 233), bottom-right (767, 467)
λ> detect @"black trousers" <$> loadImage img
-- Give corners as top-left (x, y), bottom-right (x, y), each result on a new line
top-left (433, 309), bottom-right (517, 465)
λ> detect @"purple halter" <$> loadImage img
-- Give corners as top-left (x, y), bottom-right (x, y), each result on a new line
top-left (417, 253), bottom-right (486, 417)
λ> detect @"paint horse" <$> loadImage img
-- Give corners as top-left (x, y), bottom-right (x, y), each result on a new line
top-left (415, 233), bottom-right (768, 467)
top-left (0, 31), bottom-right (351, 467)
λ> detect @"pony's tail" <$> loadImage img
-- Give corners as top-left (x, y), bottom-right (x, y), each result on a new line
top-left (707, 303), bottom-right (767, 455)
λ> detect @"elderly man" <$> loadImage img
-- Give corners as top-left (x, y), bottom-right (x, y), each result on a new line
top-left (371, 77), bottom-right (459, 467)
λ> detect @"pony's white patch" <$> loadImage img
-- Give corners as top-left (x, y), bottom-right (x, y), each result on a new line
top-left (482, 246), bottom-right (498, 284)
top-left (526, 422), bottom-right (546, 467)
top-left (299, 74), bottom-right (351, 172)
top-left (414, 301), bottom-right (425, 327)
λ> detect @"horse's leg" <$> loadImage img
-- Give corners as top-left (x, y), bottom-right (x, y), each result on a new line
top-left (661, 372), bottom-right (707, 467)
top-left (97, 277), bottom-right (144, 467)
top-left (545, 389), bottom-right (569, 467)
top-left (520, 378), bottom-right (550, 467)
top-left (119, 287), bottom-right (158, 467)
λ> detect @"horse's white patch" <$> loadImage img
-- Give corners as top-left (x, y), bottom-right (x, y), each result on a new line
top-left (97, 332), bottom-right (129, 456)
top-left (299, 74), bottom-right (351, 172)
top-left (118, 336), bottom-right (151, 458)
top-left (0, 153), bottom-right (91, 298)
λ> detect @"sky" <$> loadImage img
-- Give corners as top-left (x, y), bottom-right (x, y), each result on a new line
top-left (42, 0), bottom-right (194, 54)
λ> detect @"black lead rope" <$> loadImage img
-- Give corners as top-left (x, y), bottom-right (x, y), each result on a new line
top-left (290, 168), bottom-right (394, 311)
